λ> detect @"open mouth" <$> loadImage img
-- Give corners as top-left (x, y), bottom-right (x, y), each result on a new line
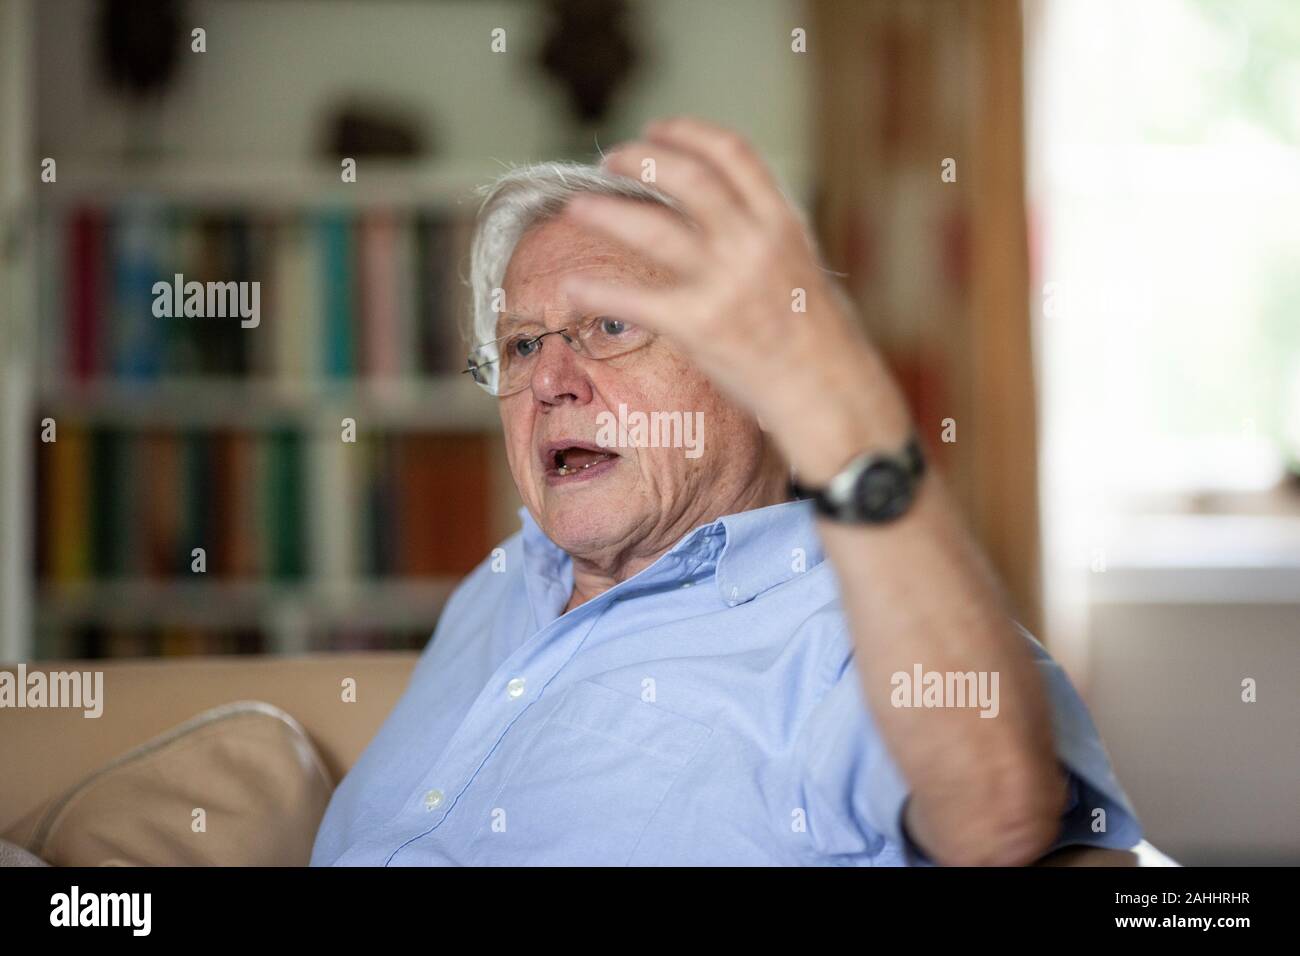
top-left (542, 441), bottom-right (620, 482)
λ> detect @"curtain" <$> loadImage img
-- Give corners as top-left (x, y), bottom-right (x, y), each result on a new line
top-left (810, 0), bottom-right (1042, 635)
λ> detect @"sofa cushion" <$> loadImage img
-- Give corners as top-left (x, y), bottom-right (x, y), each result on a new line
top-left (0, 838), bottom-right (49, 866)
top-left (4, 700), bottom-right (332, 866)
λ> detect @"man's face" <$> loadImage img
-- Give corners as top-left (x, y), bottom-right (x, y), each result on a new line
top-left (498, 209), bottom-right (769, 567)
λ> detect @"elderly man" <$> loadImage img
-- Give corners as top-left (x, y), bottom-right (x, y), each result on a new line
top-left (312, 118), bottom-right (1140, 867)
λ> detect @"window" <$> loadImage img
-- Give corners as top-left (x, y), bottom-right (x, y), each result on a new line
top-left (1031, 0), bottom-right (1300, 505)
top-left (1027, 0), bottom-right (1300, 655)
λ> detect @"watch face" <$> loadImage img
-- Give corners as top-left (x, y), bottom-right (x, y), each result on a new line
top-left (854, 460), bottom-right (913, 521)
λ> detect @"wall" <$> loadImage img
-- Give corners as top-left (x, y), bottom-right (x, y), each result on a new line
top-left (1089, 598), bottom-right (1300, 864)
top-left (35, 0), bottom-right (812, 187)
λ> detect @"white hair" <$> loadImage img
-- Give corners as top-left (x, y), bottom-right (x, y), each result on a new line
top-left (465, 161), bottom-right (682, 348)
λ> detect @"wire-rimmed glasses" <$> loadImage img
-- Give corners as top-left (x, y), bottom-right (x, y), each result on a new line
top-left (462, 315), bottom-right (654, 397)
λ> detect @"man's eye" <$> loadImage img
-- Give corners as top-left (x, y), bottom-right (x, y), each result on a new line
top-left (599, 317), bottom-right (628, 336)
top-left (510, 335), bottom-right (543, 358)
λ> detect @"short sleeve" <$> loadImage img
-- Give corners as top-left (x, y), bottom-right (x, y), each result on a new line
top-left (793, 621), bottom-right (1143, 865)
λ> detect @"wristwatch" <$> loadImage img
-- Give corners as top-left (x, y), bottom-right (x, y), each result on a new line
top-left (789, 433), bottom-right (926, 524)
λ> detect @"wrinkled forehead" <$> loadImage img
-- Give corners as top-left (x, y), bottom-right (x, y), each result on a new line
top-left (494, 216), bottom-right (673, 341)
top-left (504, 212), bottom-right (642, 280)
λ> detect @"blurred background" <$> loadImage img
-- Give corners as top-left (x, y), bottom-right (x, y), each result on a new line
top-left (0, 0), bottom-right (1296, 863)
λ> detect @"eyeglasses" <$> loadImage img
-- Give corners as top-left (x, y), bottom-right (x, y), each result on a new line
top-left (462, 315), bottom-right (654, 397)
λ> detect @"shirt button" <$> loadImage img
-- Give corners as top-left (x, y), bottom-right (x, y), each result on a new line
top-left (506, 677), bottom-right (526, 699)
top-left (423, 789), bottom-right (444, 811)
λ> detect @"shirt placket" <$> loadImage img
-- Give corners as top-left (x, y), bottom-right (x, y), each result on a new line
top-left (383, 593), bottom-right (617, 864)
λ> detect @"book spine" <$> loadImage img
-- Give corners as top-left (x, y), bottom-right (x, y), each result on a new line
top-left (321, 212), bottom-right (356, 378)
top-left (69, 208), bottom-right (104, 381)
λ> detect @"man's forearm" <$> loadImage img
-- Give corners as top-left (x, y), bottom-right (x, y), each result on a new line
top-left (773, 347), bottom-right (1069, 865)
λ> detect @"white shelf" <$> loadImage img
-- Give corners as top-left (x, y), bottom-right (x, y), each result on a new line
top-left (33, 159), bottom-right (500, 210)
top-left (1088, 566), bottom-right (1300, 606)
top-left (0, 0), bottom-right (37, 662)
top-left (37, 376), bottom-right (502, 431)
top-left (38, 578), bottom-right (460, 631)
top-left (1087, 514), bottom-right (1300, 606)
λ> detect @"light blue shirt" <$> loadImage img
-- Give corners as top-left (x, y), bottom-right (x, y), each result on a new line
top-left (312, 498), bottom-right (1141, 866)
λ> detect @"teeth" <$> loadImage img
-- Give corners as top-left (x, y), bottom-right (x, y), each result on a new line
top-left (556, 457), bottom-right (607, 476)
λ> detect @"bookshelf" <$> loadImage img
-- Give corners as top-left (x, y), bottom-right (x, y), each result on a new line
top-left (13, 156), bottom-right (522, 661)
top-left (0, 0), bottom-right (820, 663)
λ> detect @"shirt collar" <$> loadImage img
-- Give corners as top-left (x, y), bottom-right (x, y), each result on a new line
top-left (519, 497), bottom-right (825, 614)
top-left (712, 498), bottom-right (826, 605)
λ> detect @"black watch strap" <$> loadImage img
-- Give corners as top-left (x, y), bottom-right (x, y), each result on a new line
top-left (788, 433), bottom-right (926, 522)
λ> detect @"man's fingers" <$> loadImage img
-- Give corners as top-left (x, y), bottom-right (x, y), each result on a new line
top-left (560, 275), bottom-right (679, 339)
top-left (565, 193), bottom-right (703, 277)
top-left (642, 116), bottom-right (789, 224)
top-left (601, 140), bottom-right (749, 235)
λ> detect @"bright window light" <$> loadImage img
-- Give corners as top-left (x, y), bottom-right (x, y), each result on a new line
top-left (1028, 0), bottom-right (1300, 517)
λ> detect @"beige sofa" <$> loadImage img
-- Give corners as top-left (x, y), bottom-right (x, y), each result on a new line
top-left (0, 654), bottom-right (1171, 866)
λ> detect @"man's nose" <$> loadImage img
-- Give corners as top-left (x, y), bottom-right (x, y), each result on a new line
top-left (529, 335), bottom-right (593, 406)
